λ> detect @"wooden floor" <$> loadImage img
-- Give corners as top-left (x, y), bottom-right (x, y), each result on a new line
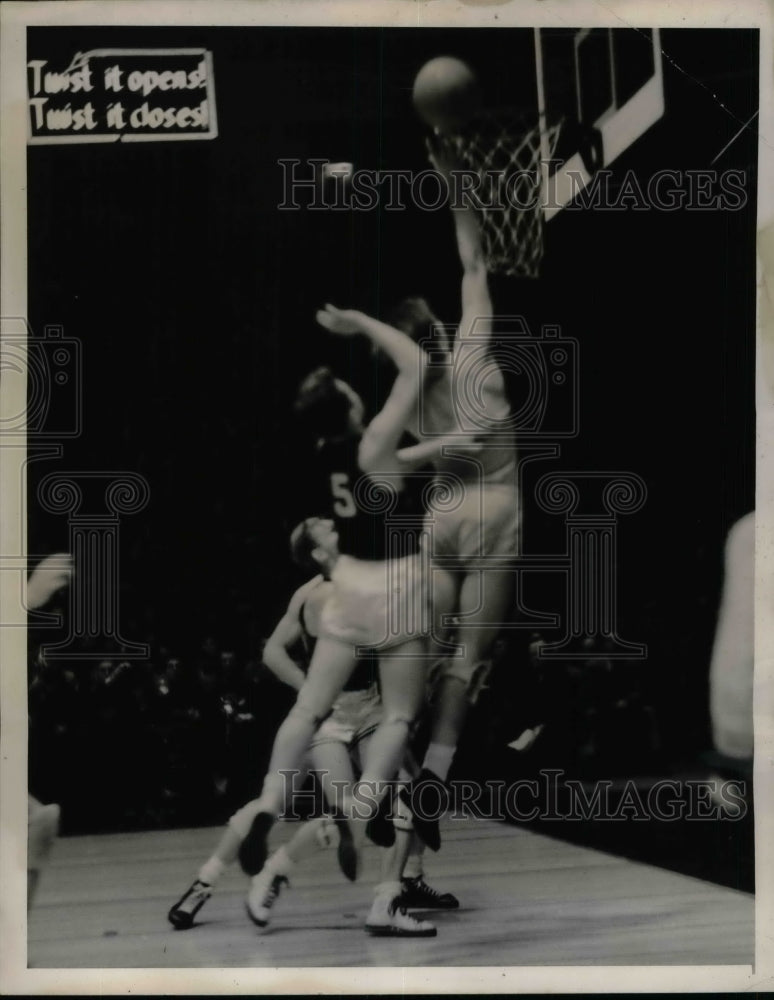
top-left (27, 817), bottom-right (754, 968)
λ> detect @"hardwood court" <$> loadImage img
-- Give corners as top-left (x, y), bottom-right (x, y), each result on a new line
top-left (28, 817), bottom-right (753, 968)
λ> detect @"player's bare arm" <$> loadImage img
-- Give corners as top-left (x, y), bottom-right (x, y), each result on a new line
top-left (358, 366), bottom-right (427, 476)
top-left (263, 576), bottom-right (324, 692)
top-left (427, 137), bottom-right (493, 346)
top-left (396, 432), bottom-right (483, 471)
top-left (316, 304), bottom-right (426, 375)
top-left (315, 303), bottom-right (428, 475)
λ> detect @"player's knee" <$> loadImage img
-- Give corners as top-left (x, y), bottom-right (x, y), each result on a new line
top-left (443, 658), bottom-right (492, 705)
top-left (289, 697), bottom-right (328, 729)
top-left (381, 710), bottom-right (414, 732)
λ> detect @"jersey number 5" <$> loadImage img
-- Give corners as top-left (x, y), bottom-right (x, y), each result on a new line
top-left (330, 473), bottom-right (356, 517)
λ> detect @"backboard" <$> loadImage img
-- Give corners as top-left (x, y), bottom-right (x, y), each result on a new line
top-left (535, 27), bottom-right (665, 221)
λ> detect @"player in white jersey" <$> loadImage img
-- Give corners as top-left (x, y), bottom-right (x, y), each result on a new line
top-left (341, 140), bottom-right (520, 849)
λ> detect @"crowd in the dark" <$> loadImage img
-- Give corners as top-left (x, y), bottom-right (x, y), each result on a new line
top-left (28, 622), bottom-right (664, 836)
top-left (27, 634), bottom-right (296, 835)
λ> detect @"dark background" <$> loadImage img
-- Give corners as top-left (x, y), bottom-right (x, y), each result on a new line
top-left (26, 27), bottom-right (757, 851)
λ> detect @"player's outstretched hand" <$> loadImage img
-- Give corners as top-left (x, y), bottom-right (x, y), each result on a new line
top-left (27, 553), bottom-right (73, 610)
top-left (425, 135), bottom-right (462, 179)
top-left (315, 304), bottom-right (362, 336)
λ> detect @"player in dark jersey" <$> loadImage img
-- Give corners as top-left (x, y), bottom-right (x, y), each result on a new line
top-left (235, 307), bottom-right (450, 887)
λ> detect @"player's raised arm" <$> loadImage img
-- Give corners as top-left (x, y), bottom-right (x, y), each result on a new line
top-left (315, 304), bottom-right (428, 475)
top-left (263, 576), bottom-right (324, 692)
top-left (356, 370), bottom-right (424, 475)
top-left (316, 304), bottom-right (425, 376)
top-left (427, 138), bottom-right (492, 343)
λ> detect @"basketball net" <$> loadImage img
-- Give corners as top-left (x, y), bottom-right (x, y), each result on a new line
top-left (434, 112), bottom-right (563, 279)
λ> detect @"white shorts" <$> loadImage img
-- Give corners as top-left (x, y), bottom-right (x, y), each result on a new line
top-left (320, 553), bottom-right (429, 650)
top-left (427, 482), bottom-right (520, 567)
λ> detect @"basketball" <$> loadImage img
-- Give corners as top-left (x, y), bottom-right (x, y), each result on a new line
top-left (412, 56), bottom-right (481, 134)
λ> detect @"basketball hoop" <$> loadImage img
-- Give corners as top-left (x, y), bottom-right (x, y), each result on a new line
top-left (433, 111), bottom-right (563, 279)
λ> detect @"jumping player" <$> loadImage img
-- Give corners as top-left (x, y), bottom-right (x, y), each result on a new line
top-left (344, 140), bottom-right (520, 850)
top-left (168, 521), bottom-right (456, 935)
top-left (234, 308), bottom-right (439, 884)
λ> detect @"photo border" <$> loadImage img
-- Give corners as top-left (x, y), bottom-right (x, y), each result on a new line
top-left (2, 0), bottom-right (772, 994)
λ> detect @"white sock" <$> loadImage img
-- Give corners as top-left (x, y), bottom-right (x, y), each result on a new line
top-left (374, 879), bottom-right (401, 900)
top-left (198, 857), bottom-right (225, 886)
top-left (264, 845), bottom-right (294, 878)
top-left (402, 854), bottom-right (424, 880)
top-left (423, 743), bottom-right (455, 782)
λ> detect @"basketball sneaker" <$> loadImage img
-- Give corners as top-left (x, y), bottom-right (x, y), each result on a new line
top-left (245, 871), bottom-right (288, 929)
top-left (167, 879), bottom-right (212, 930)
top-left (237, 811), bottom-right (274, 876)
top-left (365, 894), bottom-right (437, 938)
top-left (399, 875), bottom-right (459, 910)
